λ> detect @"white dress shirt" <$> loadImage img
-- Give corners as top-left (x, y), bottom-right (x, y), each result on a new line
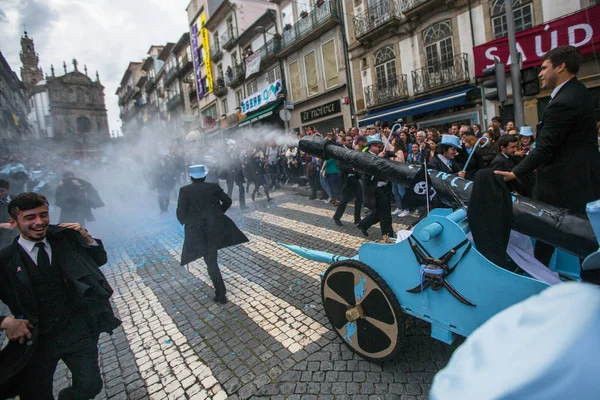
top-left (550, 78), bottom-right (572, 100)
top-left (18, 236), bottom-right (52, 265)
top-left (438, 154), bottom-right (452, 169)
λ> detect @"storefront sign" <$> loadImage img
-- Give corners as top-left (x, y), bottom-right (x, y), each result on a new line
top-left (245, 52), bottom-right (261, 79)
top-left (200, 13), bottom-right (213, 94)
top-left (240, 79), bottom-right (282, 114)
top-left (301, 100), bottom-right (341, 123)
top-left (474, 5), bottom-right (600, 77)
top-left (190, 21), bottom-right (204, 100)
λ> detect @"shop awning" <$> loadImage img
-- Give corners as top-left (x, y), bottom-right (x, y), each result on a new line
top-left (358, 87), bottom-right (474, 127)
top-left (237, 100), bottom-right (282, 128)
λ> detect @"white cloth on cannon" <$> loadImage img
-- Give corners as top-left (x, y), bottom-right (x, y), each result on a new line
top-left (430, 282), bottom-right (600, 400)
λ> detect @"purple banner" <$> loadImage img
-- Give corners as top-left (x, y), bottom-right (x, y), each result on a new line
top-left (191, 23), bottom-right (204, 100)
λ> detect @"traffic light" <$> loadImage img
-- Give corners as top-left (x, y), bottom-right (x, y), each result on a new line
top-left (482, 61), bottom-right (507, 103)
top-left (521, 66), bottom-right (540, 97)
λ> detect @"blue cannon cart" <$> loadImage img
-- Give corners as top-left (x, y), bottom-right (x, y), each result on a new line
top-left (280, 201), bottom-right (600, 363)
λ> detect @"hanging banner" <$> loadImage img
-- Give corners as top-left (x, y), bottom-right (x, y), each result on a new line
top-left (241, 79), bottom-right (282, 114)
top-left (190, 20), bottom-right (204, 100)
top-left (245, 51), bottom-right (261, 79)
top-left (473, 5), bottom-right (600, 77)
top-left (200, 13), bottom-right (213, 93)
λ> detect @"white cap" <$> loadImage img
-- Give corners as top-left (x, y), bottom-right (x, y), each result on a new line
top-left (430, 282), bottom-right (600, 400)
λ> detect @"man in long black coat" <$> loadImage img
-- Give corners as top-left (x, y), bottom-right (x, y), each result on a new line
top-left (490, 135), bottom-right (532, 197)
top-left (333, 134), bottom-right (362, 226)
top-left (177, 165), bottom-right (248, 304)
top-left (497, 46), bottom-right (600, 266)
top-left (0, 192), bottom-right (120, 400)
top-left (55, 172), bottom-right (104, 227)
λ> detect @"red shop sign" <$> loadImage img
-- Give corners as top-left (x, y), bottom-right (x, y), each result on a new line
top-left (473, 5), bottom-right (600, 77)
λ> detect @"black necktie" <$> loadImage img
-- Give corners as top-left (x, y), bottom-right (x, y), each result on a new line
top-left (35, 242), bottom-right (50, 269)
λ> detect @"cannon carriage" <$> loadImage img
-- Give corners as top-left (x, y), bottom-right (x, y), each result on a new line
top-left (280, 136), bottom-right (600, 363)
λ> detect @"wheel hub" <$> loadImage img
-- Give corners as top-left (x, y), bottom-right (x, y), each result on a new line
top-left (345, 305), bottom-right (364, 322)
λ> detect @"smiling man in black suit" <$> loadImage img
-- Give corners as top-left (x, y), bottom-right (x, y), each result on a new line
top-left (0, 192), bottom-right (120, 400)
top-left (496, 46), bottom-right (600, 266)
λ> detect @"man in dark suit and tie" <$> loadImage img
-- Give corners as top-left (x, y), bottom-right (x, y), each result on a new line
top-left (496, 46), bottom-right (600, 266)
top-left (0, 192), bottom-right (120, 400)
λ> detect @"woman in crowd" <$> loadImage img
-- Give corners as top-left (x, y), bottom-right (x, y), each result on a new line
top-left (406, 143), bottom-right (423, 165)
top-left (426, 138), bottom-right (439, 163)
top-left (398, 131), bottom-right (410, 158)
top-left (516, 127), bottom-right (536, 159)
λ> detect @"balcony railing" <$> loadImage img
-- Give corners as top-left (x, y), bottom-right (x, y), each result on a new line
top-left (210, 43), bottom-right (223, 62)
top-left (400, 0), bottom-right (430, 14)
top-left (258, 38), bottom-right (281, 69)
top-left (179, 56), bottom-right (193, 75)
top-left (364, 75), bottom-right (408, 108)
top-left (279, 0), bottom-right (339, 57)
top-left (164, 67), bottom-right (179, 85)
top-left (221, 29), bottom-right (237, 51)
top-left (412, 53), bottom-right (470, 94)
top-left (118, 86), bottom-right (134, 105)
top-left (166, 94), bottom-right (182, 110)
top-left (213, 77), bottom-right (227, 97)
top-left (353, 0), bottom-right (402, 40)
top-left (226, 62), bottom-right (245, 88)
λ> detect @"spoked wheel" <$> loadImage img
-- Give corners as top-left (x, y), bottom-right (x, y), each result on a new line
top-left (321, 260), bottom-right (404, 363)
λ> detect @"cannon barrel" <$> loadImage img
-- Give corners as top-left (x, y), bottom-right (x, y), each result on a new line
top-left (299, 135), bottom-right (597, 259)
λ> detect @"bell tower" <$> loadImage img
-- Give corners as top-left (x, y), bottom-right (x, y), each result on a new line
top-left (20, 31), bottom-right (44, 92)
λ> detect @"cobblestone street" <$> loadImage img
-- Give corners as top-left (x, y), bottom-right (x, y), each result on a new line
top-left (1, 186), bottom-right (460, 399)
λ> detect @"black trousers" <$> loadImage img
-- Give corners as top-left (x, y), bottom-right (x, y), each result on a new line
top-left (158, 187), bottom-right (171, 211)
top-left (204, 247), bottom-right (226, 299)
top-left (226, 177), bottom-right (246, 208)
top-left (358, 185), bottom-right (394, 237)
top-left (333, 176), bottom-right (363, 224)
top-left (0, 316), bottom-right (102, 400)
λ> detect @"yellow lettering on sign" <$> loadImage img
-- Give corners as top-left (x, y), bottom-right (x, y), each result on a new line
top-left (200, 13), bottom-right (213, 93)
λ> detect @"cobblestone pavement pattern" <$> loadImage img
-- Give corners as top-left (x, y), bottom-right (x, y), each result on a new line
top-left (1, 186), bottom-right (461, 399)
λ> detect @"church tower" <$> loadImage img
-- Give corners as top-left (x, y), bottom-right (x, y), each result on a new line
top-left (20, 31), bottom-right (44, 93)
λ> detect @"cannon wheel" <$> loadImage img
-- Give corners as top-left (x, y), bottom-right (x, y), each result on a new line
top-left (321, 260), bottom-right (404, 363)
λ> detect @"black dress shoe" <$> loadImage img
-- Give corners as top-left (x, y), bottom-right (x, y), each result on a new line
top-left (333, 219), bottom-right (343, 226)
top-left (213, 295), bottom-right (228, 304)
top-left (357, 225), bottom-right (369, 237)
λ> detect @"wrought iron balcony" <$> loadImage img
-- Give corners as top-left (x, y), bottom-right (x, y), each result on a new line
top-left (221, 29), bottom-right (237, 51)
top-left (400, 0), bottom-right (433, 16)
top-left (353, 0), bottom-right (402, 41)
top-left (411, 53), bottom-right (470, 94)
top-left (164, 67), bottom-right (179, 85)
top-left (213, 77), bottom-right (227, 97)
top-left (166, 94), bottom-right (182, 110)
top-left (278, 0), bottom-right (339, 58)
top-left (118, 86), bottom-right (135, 105)
top-left (364, 75), bottom-right (408, 109)
top-left (227, 62), bottom-right (245, 88)
top-left (210, 43), bottom-right (223, 62)
top-left (258, 38), bottom-right (281, 70)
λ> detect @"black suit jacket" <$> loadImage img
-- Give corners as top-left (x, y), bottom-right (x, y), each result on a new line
top-left (512, 78), bottom-right (600, 213)
top-left (0, 226), bottom-right (120, 385)
top-left (177, 181), bottom-right (248, 265)
top-left (428, 155), bottom-right (462, 174)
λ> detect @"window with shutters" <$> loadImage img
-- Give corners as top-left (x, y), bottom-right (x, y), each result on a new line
top-left (304, 51), bottom-right (319, 97)
top-left (321, 39), bottom-right (338, 89)
top-left (490, 0), bottom-right (533, 39)
top-left (289, 60), bottom-right (302, 102)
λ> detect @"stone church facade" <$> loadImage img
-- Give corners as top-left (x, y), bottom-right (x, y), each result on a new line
top-left (21, 32), bottom-right (110, 147)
